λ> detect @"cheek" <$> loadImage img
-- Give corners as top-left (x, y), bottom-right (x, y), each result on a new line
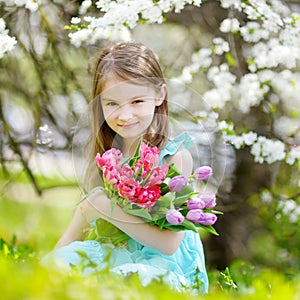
top-left (141, 107), bottom-right (156, 124)
top-left (102, 107), bottom-right (117, 121)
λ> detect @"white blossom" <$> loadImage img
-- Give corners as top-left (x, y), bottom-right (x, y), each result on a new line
top-left (220, 18), bottom-right (240, 33)
top-left (173, 48), bottom-right (213, 84)
top-left (240, 22), bottom-right (269, 43)
top-left (242, 0), bottom-right (283, 32)
top-left (212, 37), bottom-right (229, 55)
top-left (141, 5), bottom-right (163, 24)
top-left (249, 39), bottom-right (298, 70)
top-left (68, 28), bottom-right (93, 48)
top-left (79, 0), bottom-right (92, 15)
top-left (220, 0), bottom-right (242, 11)
top-left (203, 88), bottom-right (230, 110)
top-left (250, 136), bottom-right (286, 164)
top-left (95, 0), bottom-right (112, 12)
top-left (278, 199), bottom-right (300, 223)
top-left (274, 116), bottom-right (300, 139)
top-left (207, 64), bottom-right (236, 89)
top-left (198, 111), bottom-right (219, 130)
top-left (260, 190), bottom-right (273, 204)
top-left (271, 71), bottom-right (300, 114)
top-left (0, 0), bottom-right (40, 11)
top-left (192, 0), bottom-right (202, 6)
top-left (65, 0), bottom-right (206, 46)
top-left (70, 17), bottom-right (81, 25)
top-left (256, 70), bottom-right (276, 83)
top-left (286, 146), bottom-right (300, 165)
top-left (0, 18), bottom-right (17, 58)
top-left (269, 0), bottom-right (291, 16)
top-left (218, 120), bottom-right (234, 132)
top-left (234, 73), bottom-right (269, 113)
top-left (191, 48), bottom-right (212, 69)
top-left (222, 131), bottom-right (257, 149)
top-left (242, 131), bottom-right (257, 146)
top-left (158, 0), bottom-right (173, 12)
top-left (226, 135), bottom-right (244, 149)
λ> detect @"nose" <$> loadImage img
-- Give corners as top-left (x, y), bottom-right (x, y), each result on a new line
top-left (117, 104), bottom-right (134, 122)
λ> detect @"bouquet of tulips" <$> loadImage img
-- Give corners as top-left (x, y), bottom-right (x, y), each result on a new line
top-left (95, 140), bottom-right (221, 236)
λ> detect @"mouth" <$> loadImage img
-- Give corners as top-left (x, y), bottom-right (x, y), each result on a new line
top-left (117, 121), bottom-right (139, 129)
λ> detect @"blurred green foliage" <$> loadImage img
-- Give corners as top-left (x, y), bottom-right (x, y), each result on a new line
top-left (1, 178), bottom-right (299, 299)
top-left (0, 233), bottom-right (299, 299)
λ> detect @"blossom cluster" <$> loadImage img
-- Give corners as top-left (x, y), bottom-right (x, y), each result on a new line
top-left (260, 190), bottom-right (300, 224)
top-left (68, 0), bottom-right (300, 170)
top-left (0, 0), bottom-right (39, 12)
top-left (219, 121), bottom-right (300, 166)
top-left (68, 0), bottom-right (203, 47)
top-left (96, 141), bottom-right (220, 233)
top-left (277, 198), bottom-right (300, 224)
top-left (1, 0), bottom-right (299, 168)
top-left (0, 18), bottom-right (17, 59)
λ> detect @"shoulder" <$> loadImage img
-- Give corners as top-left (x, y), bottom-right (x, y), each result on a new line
top-left (169, 147), bottom-right (193, 177)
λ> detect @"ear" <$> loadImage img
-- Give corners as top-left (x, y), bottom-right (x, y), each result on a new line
top-left (155, 83), bottom-right (167, 106)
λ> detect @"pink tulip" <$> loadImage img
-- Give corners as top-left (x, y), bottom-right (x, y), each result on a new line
top-left (120, 163), bottom-right (133, 178)
top-left (117, 178), bottom-right (140, 199)
top-left (140, 142), bottom-right (160, 166)
top-left (146, 164), bottom-right (169, 187)
top-left (135, 185), bottom-right (161, 209)
top-left (96, 148), bottom-right (123, 169)
top-left (103, 165), bottom-right (120, 186)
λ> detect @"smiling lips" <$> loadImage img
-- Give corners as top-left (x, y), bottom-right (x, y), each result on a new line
top-left (117, 121), bottom-right (139, 128)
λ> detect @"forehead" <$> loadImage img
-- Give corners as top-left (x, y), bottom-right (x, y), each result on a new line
top-left (101, 78), bottom-right (157, 101)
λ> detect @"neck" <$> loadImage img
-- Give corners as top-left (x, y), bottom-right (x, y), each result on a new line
top-left (121, 137), bottom-right (141, 158)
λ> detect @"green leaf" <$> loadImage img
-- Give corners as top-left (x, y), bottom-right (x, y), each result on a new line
top-left (198, 224), bottom-right (219, 236)
top-left (93, 218), bottom-right (130, 246)
top-left (133, 137), bottom-right (143, 158)
top-left (173, 186), bottom-right (196, 207)
top-left (208, 209), bottom-right (224, 215)
top-left (123, 206), bottom-right (153, 220)
top-left (181, 219), bottom-right (198, 232)
top-left (159, 182), bottom-right (170, 194)
top-left (150, 212), bottom-right (167, 222)
top-left (176, 184), bottom-right (194, 197)
top-left (225, 53), bottom-right (237, 67)
top-left (110, 196), bottom-right (118, 215)
top-left (155, 192), bottom-right (175, 207)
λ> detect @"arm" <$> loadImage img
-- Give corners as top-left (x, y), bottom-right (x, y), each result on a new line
top-left (168, 147), bottom-right (193, 177)
top-left (55, 190), bottom-right (184, 255)
top-left (56, 148), bottom-right (194, 255)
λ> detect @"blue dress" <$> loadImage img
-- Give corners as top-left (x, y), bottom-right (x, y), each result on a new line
top-left (41, 133), bottom-right (209, 293)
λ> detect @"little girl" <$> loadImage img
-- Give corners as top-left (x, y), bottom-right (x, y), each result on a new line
top-left (43, 41), bottom-right (209, 293)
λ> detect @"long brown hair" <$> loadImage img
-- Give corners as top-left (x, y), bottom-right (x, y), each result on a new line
top-left (84, 41), bottom-right (170, 191)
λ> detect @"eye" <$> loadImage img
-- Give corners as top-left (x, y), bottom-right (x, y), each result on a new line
top-left (133, 99), bottom-right (144, 104)
top-left (105, 101), bottom-right (118, 107)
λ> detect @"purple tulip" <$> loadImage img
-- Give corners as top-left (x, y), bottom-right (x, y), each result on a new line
top-left (187, 192), bottom-right (216, 210)
top-left (169, 175), bottom-right (188, 192)
top-left (166, 209), bottom-right (184, 225)
top-left (194, 166), bottom-right (213, 180)
top-left (187, 197), bottom-right (206, 210)
top-left (199, 191), bottom-right (216, 208)
top-left (186, 209), bottom-right (217, 226)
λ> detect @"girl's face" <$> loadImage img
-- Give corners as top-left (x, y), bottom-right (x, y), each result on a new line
top-left (100, 77), bottom-right (165, 142)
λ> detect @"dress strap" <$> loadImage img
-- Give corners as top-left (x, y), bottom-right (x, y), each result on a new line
top-left (159, 132), bottom-right (194, 164)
